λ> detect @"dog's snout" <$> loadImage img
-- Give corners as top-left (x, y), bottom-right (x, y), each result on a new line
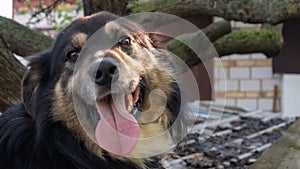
top-left (90, 58), bottom-right (119, 87)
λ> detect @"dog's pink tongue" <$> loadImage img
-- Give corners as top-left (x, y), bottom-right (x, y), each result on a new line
top-left (95, 94), bottom-right (140, 156)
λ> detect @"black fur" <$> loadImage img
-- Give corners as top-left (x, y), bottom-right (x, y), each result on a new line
top-left (0, 103), bottom-right (148, 169)
top-left (0, 12), bottom-right (180, 169)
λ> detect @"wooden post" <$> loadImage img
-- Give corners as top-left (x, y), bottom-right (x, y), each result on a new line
top-left (272, 85), bottom-right (278, 112)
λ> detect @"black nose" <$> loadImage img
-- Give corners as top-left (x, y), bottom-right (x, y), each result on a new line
top-left (90, 58), bottom-right (119, 87)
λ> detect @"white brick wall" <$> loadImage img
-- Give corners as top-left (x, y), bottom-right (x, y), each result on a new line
top-left (237, 99), bottom-right (258, 110)
top-left (226, 80), bottom-right (239, 91)
top-left (258, 98), bottom-right (273, 110)
top-left (252, 67), bottom-right (273, 79)
top-left (215, 67), bottom-right (228, 79)
top-left (240, 80), bottom-right (260, 91)
top-left (262, 79), bottom-right (281, 91)
top-left (215, 79), bottom-right (239, 92)
top-left (214, 53), bottom-right (282, 111)
top-left (215, 98), bottom-right (236, 106)
top-left (251, 53), bottom-right (267, 59)
top-left (229, 54), bottom-right (250, 60)
top-left (230, 67), bottom-right (250, 79)
top-left (215, 80), bottom-right (227, 92)
top-left (220, 55), bottom-right (230, 60)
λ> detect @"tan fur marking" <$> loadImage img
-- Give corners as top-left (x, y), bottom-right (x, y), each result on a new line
top-left (106, 49), bottom-right (126, 61)
top-left (71, 33), bottom-right (88, 48)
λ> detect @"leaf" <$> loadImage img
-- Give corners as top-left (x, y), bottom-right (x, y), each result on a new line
top-left (25, 0), bottom-right (32, 9)
top-left (57, 10), bottom-right (62, 18)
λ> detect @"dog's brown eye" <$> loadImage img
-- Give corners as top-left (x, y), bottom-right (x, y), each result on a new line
top-left (66, 50), bottom-right (79, 62)
top-left (118, 37), bottom-right (131, 48)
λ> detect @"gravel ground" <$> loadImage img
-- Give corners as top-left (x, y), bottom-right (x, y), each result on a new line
top-left (162, 116), bottom-right (293, 169)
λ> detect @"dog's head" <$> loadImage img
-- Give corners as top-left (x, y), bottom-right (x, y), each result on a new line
top-left (22, 12), bottom-right (182, 164)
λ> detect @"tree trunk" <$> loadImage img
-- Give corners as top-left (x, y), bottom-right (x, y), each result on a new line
top-left (128, 0), bottom-right (300, 24)
top-left (0, 16), bottom-right (52, 111)
top-left (0, 16), bottom-right (53, 57)
top-left (0, 38), bottom-right (26, 112)
top-left (82, 0), bottom-right (129, 16)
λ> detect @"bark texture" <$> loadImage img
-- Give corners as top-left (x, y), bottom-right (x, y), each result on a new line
top-left (83, 0), bottom-right (129, 16)
top-left (167, 20), bottom-right (232, 66)
top-left (214, 30), bottom-right (283, 58)
top-left (167, 21), bottom-right (282, 67)
top-left (128, 0), bottom-right (300, 24)
top-left (0, 16), bottom-right (53, 111)
top-left (0, 16), bottom-right (53, 57)
top-left (0, 38), bottom-right (26, 112)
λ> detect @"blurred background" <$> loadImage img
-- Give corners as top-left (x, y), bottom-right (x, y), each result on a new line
top-left (1, 0), bottom-right (300, 168)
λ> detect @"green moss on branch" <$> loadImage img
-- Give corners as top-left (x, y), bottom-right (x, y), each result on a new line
top-left (167, 20), bottom-right (231, 67)
top-left (129, 0), bottom-right (300, 24)
top-left (214, 30), bottom-right (283, 58)
top-left (0, 16), bottom-right (53, 57)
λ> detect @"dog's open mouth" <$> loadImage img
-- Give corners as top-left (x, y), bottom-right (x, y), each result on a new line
top-left (94, 78), bottom-right (146, 157)
top-left (126, 78), bottom-right (146, 115)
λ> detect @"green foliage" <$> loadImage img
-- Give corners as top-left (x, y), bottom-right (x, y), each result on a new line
top-left (18, 10), bottom-right (27, 15)
top-left (17, 0), bottom-right (83, 32)
top-left (25, 0), bottom-right (32, 9)
top-left (53, 4), bottom-right (74, 32)
top-left (54, 0), bottom-right (83, 32)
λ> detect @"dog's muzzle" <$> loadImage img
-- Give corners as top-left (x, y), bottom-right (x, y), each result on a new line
top-left (89, 58), bottom-right (119, 88)
top-left (88, 56), bottom-right (144, 157)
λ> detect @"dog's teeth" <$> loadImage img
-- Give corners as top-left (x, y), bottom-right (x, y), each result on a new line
top-left (127, 94), bottom-right (133, 111)
top-left (128, 93), bottom-right (133, 102)
top-left (132, 108), bottom-right (140, 119)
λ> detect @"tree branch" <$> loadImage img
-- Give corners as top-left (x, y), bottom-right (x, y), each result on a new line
top-left (26, 0), bottom-right (65, 25)
top-left (0, 37), bottom-right (26, 112)
top-left (0, 16), bottom-right (53, 57)
top-left (214, 30), bottom-right (283, 58)
top-left (167, 25), bottom-right (282, 67)
top-left (128, 0), bottom-right (300, 24)
top-left (167, 20), bottom-right (231, 67)
top-left (83, 0), bottom-right (129, 16)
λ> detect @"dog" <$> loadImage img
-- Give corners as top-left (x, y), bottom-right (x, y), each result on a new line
top-left (0, 12), bottom-right (182, 169)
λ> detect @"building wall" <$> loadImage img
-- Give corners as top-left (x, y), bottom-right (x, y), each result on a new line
top-left (213, 21), bottom-right (282, 111)
top-left (214, 54), bottom-right (282, 111)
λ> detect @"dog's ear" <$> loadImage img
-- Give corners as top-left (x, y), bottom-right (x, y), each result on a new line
top-left (22, 68), bottom-right (38, 118)
top-left (22, 52), bottom-right (50, 118)
top-left (148, 32), bottom-right (172, 49)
